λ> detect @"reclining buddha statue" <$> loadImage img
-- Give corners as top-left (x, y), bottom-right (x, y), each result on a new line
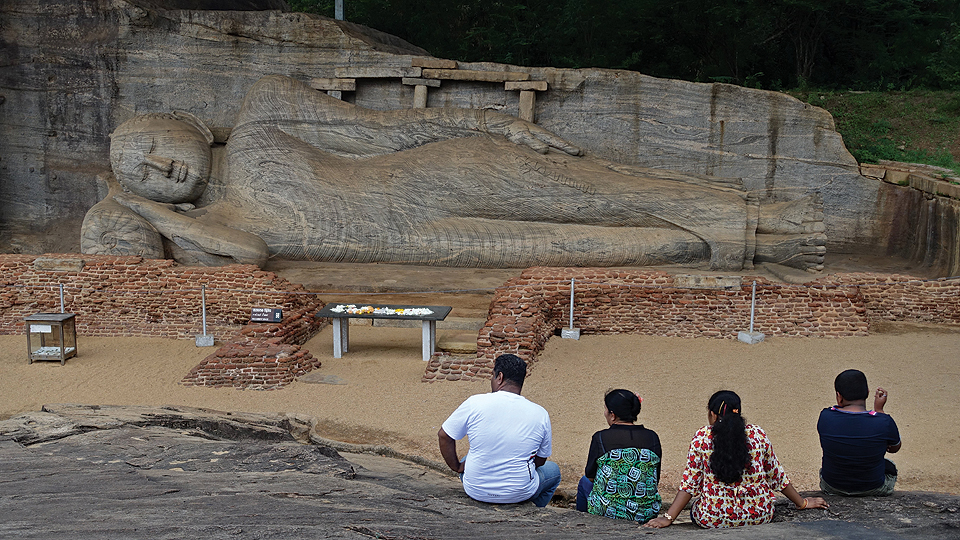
top-left (82, 75), bottom-right (826, 271)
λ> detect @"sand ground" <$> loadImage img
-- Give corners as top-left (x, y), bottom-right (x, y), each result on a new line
top-left (3, 322), bottom-right (958, 498)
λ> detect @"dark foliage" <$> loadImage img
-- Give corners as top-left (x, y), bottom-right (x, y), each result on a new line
top-left (288, 0), bottom-right (960, 90)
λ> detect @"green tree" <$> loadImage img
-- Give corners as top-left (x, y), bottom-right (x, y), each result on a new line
top-left (287, 0), bottom-right (960, 90)
top-left (928, 22), bottom-right (960, 87)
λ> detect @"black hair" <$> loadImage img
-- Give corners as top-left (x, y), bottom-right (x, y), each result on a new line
top-left (493, 354), bottom-right (527, 389)
top-left (604, 389), bottom-right (641, 423)
top-left (707, 390), bottom-right (749, 485)
top-left (835, 369), bottom-right (869, 401)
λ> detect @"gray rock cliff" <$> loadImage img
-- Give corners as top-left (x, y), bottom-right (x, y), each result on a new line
top-left (0, 0), bottom-right (906, 265)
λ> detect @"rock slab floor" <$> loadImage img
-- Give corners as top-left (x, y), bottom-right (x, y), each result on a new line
top-left (1, 404), bottom-right (958, 539)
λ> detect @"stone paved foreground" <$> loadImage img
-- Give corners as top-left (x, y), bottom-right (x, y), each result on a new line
top-left (1, 405), bottom-right (957, 539)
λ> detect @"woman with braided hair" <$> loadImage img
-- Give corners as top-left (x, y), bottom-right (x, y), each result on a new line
top-left (645, 390), bottom-right (828, 529)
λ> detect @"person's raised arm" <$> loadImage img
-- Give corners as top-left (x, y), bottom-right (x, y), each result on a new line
top-left (874, 387), bottom-right (889, 414)
top-left (438, 428), bottom-right (465, 474)
top-left (873, 387), bottom-right (902, 452)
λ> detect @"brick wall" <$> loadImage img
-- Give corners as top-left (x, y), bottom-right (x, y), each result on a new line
top-left (1, 254), bottom-right (327, 389)
top-left (181, 305), bottom-right (324, 390)
top-left (424, 268), bottom-right (960, 382)
top-left (826, 272), bottom-right (960, 326)
top-left (5, 255), bottom-right (956, 388)
top-left (0, 254), bottom-right (320, 339)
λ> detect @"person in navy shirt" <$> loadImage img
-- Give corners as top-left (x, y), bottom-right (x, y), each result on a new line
top-left (818, 369), bottom-right (902, 496)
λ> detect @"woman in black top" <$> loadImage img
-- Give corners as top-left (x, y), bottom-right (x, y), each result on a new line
top-left (576, 389), bottom-right (663, 523)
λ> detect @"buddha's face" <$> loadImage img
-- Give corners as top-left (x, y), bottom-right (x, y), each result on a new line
top-left (110, 116), bottom-right (211, 203)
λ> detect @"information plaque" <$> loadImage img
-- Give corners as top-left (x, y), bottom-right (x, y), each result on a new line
top-left (251, 307), bottom-right (283, 323)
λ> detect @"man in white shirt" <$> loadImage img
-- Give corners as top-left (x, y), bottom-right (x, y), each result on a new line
top-left (438, 354), bottom-right (560, 506)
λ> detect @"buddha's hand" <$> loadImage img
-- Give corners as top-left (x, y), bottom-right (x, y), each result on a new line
top-left (479, 110), bottom-right (583, 156)
top-left (113, 191), bottom-right (176, 217)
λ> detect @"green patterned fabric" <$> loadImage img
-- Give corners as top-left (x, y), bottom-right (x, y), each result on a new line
top-left (587, 447), bottom-right (662, 522)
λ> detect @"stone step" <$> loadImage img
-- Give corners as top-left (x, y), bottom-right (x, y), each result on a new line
top-left (437, 333), bottom-right (479, 354)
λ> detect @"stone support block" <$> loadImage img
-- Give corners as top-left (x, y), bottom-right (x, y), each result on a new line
top-left (413, 85), bottom-right (428, 108)
top-left (502, 81), bottom-right (547, 123)
top-left (34, 257), bottom-right (85, 272)
top-left (908, 173), bottom-right (960, 199)
top-left (938, 182), bottom-right (960, 199)
top-left (504, 81), bottom-right (547, 92)
top-left (401, 77), bottom-right (441, 87)
top-left (309, 78), bottom-right (357, 92)
top-left (518, 90), bottom-right (536, 122)
top-left (421, 68), bottom-right (530, 82)
top-left (334, 66), bottom-right (421, 78)
top-left (860, 164), bottom-right (886, 180)
top-left (884, 169), bottom-right (910, 185)
top-left (673, 274), bottom-right (743, 288)
top-left (411, 57), bottom-right (458, 69)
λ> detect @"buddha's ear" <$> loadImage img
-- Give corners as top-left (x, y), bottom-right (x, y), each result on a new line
top-left (172, 110), bottom-right (214, 146)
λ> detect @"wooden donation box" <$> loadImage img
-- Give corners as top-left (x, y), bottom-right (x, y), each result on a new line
top-left (26, 313), bottom-right (78, 365)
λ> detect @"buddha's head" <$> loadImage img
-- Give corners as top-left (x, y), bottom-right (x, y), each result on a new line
top-left (110, 112), bottom-right (214, 203)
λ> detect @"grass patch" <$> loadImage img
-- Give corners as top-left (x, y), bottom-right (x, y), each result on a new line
top-left (788, 90), bottom-right (960, 176)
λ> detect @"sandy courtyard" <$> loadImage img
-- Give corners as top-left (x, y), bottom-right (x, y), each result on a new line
top-left (3, 321), bottom-right (958, 499)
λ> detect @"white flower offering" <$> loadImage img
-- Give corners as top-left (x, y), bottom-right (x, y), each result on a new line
top-left (329, 304), bottom-right (433, 317)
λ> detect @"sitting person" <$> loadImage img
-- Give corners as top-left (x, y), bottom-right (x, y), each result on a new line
top-left (645, 390), bottom-right (827, 529)
top-left (818, 369), bottom-right (902, 496)
top-left (437, 354), bottom-right (560, 506)
top-left (576, 389), bottom-right (662, 523)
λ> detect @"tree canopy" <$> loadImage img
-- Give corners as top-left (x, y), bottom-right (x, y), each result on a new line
top-left (288, 0), bottom-right (960, 90)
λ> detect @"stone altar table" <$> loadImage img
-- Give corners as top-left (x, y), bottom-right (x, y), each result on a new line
top-left (316, 303), bottom-right (453, 361)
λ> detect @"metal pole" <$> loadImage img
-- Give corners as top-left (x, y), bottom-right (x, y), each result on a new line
top-left (59, 283), bottom-right (65, 313)
top-left (335, 0), bottom-right (344, 20)
top-left (749, 280), bottom-right (757, 333)
top-left (201, 285), bottom-right (208, 336)
top-left (569, 278), bottom-right (575, 329)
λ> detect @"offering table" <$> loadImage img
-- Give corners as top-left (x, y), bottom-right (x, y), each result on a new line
top-left (316, 303), bottom-right (453, 362)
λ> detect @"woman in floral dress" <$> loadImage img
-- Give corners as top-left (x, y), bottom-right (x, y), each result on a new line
top-left (576, 389), bottom-right (662, 523)
top-left (645, 390), bottom-right (828, 529)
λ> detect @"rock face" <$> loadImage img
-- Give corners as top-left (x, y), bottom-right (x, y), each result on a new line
top-left (0, 0), bottom-right (430, 255)
top-left (0, 0), bottom-right (921, 267)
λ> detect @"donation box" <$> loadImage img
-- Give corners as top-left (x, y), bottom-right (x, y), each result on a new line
top-left (25, 313), bottom-right (77, 365)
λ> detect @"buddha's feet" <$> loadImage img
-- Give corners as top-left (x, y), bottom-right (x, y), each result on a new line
top-left (757, 193), bottom-right (825, 235)
top-left (755, 233), bottom-right (827, 272)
